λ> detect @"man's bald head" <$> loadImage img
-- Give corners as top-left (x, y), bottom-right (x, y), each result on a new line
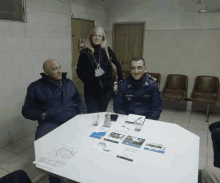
top-left (43, 59), bottom-right (62, 81)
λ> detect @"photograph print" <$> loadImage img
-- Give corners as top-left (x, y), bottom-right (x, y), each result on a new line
top-left (108, 132), bottom-right (125, 140)
top-left (122, 135), bottom-right (145, 148)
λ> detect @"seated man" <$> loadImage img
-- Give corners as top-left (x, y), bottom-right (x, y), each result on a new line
top-left (22, 59), bottom-right (86, 183)
top-left (198, 122), bottom-right (220, 183)
top-left (113, 57), bottom-right (162, 120)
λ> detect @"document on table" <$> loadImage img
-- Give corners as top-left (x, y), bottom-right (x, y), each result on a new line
top-left (143, 142), bottom-right (167, 154)
top-left (89, 126), bottom-right (110, 139)
top-left (92, 141), bottom-right (117, 155)
top-left (35, 144), bottom-right (83, 171)
top-left (126, 114), bottom-right (145, 124)
top-left (103, 129), bottom-right (127, 144)
top-left (116, 146), bottom-right (140, 162)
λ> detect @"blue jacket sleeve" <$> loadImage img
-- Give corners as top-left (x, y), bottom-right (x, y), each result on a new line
top-left (22, 84), bottom-right (44, 121)
top-left (113, 83), bottom-right (127, 115)
top-left (147, 81), bottom-right (162, 120)
top-left (72, 88), bottom-right (87, 114)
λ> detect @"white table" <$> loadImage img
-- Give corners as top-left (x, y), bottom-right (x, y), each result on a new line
top-left (34, 112), bottom-right (199, 183)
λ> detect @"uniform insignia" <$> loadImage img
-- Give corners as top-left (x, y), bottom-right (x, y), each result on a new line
top-left (125, 95), bottom-right (132, 101)
top-left (128, 84), bottom-right (131, 88)
top-left (145, 82), bottom-right (149, 86)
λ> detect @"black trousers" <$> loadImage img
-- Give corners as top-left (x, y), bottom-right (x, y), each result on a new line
top-left (0, 170), bottom-right (31, 183)
top-left (209, 121), bottom-right (220, 168)
top-left (84, 89), bottom-right (113, 113)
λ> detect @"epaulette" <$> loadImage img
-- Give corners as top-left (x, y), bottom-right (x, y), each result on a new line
top-left (147, 74), bottom-right (157, 84)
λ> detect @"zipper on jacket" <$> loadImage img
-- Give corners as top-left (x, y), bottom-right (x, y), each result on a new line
top-left (99, 79), bottom-right (103, 92)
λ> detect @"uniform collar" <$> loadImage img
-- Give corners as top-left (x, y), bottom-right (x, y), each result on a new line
top-left (128, 73), bottom-right (147, 87)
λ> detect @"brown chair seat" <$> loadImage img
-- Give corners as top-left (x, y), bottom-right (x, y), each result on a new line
top-left (161, 74), bottom-right (188, 101)
top-left (190, 76), bottom-right (219, 122)
top-left (163, 89), bottom-right (186, 100)
top-left (192, 92), bottom-right (218, 103)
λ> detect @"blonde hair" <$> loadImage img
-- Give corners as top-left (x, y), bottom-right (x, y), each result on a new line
top-left (84, 26), bottom-right (107, 55)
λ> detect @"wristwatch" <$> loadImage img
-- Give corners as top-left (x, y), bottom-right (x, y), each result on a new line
top-left (42, 113), bottom-right (47, 120)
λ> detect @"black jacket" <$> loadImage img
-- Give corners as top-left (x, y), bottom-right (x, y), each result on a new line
top-left (77, 45), bottom-right (123, 97)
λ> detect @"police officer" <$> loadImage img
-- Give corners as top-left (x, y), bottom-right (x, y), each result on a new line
top-left (113, 57), bottom-right (162, 120)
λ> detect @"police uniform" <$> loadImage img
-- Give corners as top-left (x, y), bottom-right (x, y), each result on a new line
top-left (113, 73), bottom-right (162, 120)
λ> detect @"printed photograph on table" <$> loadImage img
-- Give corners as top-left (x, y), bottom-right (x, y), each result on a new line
top-left (144, 143), bottom-right (166, 154)
top-left (122, 135), bottom-right (145, 148)
top-left (108, 132), bottom-right (125, 140)
top-left (103, 132), bottom-right (126, 144)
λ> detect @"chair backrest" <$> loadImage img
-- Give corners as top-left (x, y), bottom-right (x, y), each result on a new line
top-left (146, 72), bottom-right (161, 88)
top-left (164, 74), bottom-right (188, 91)
top-left (194, 76), bottom-right (219, 94)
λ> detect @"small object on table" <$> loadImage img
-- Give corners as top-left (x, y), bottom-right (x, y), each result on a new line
top-left (104, 112), bottom-right (112, 128)
top-left (122, 125), bottom-right (130, 130)
top-left (111, 114), bottom-right (118, 121)
top-left (135, 119), bottom-right (144, 131)
top-left (92, 114), bottom-right (99, 126)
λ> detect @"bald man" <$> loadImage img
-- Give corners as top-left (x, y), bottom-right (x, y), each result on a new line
top-left (22, 59), bottom-right (86, 183)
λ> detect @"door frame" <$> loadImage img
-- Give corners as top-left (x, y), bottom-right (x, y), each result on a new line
top-left (112, 21), bottom-right (146, 59)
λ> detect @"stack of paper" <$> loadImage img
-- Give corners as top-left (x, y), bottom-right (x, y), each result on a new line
top-left (126, 114), bottom-right (145, 124)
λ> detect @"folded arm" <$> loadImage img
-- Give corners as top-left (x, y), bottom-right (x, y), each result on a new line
top-left (72, 87), bottom-right (87, 114)
top-left (22, 85), bottom-right (44, 121)
top-left (113, 84), bottom-right (127, 115)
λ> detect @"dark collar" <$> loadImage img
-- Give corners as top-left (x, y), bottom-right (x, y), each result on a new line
top-left (128, 73), bottom-right (146, 86)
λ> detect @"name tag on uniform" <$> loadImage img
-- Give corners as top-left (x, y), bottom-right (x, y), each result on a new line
top-left (125, 95), bottom-right (132, 101)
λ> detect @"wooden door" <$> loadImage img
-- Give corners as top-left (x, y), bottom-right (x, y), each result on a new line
top-left (71, 19), bottom-right (94, 96)
top-left (113, 23), bottom-right (144, 78)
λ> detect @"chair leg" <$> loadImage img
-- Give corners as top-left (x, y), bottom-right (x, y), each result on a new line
top-left (206, 104), bottom-right (209, 122)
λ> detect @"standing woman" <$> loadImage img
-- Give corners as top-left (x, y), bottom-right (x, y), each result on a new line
top-left (77, 26), bottom-right (123, 113)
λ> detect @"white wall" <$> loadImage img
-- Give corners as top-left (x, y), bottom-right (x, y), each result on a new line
top-left (70, 0), bottom-right (106, 28)
top-left (0, 0), bottom-right (106, 148)
top-left (104, 0), bottom-right (220, 111)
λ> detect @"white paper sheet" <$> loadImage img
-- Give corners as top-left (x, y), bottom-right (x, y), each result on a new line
top-left (35, 144), bottom-right (83, 171)
top-left (92, 141), bottom-right (117, 155)
top-left (126, 114), bottom-right (145, 123)
top-left (116, 146), bottom-right (140, 162)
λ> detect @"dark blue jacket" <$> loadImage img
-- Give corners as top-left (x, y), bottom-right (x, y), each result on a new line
top-left (22, 72), bottom-right (87, 126)
top-left (113, 74), bottom-right (162, 120)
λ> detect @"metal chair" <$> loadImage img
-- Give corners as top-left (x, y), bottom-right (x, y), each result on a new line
top-left (190, 76), bottom-right (219, 122)
top-left (161, 74), bottom-right (188, 101)
top-left (146, 72), bottom-right (161, 88)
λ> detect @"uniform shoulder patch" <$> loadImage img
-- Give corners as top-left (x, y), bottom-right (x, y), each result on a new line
top-left (147, 74), bottom-right (157, 81)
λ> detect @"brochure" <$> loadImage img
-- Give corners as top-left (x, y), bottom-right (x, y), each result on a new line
top-left (116, 146), bottom-right (140, 162)
top-left (126, 114), bottom-right (145, 124)
top-left (103, 130), bottom-right (127, 144)
top-left (89, 127), bottom-right (110, 139)
top-left (143, 142), bottom-right (166, 154)
top-left (122, 135), bottom-right (145, 148)
top-left (92, 141), bottom-right (117, 155)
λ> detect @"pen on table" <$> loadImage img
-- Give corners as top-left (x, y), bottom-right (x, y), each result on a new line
top-left (134, 117), bottom-right (142, 123)
top-left (122, 125), bottom-right (130, 130)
